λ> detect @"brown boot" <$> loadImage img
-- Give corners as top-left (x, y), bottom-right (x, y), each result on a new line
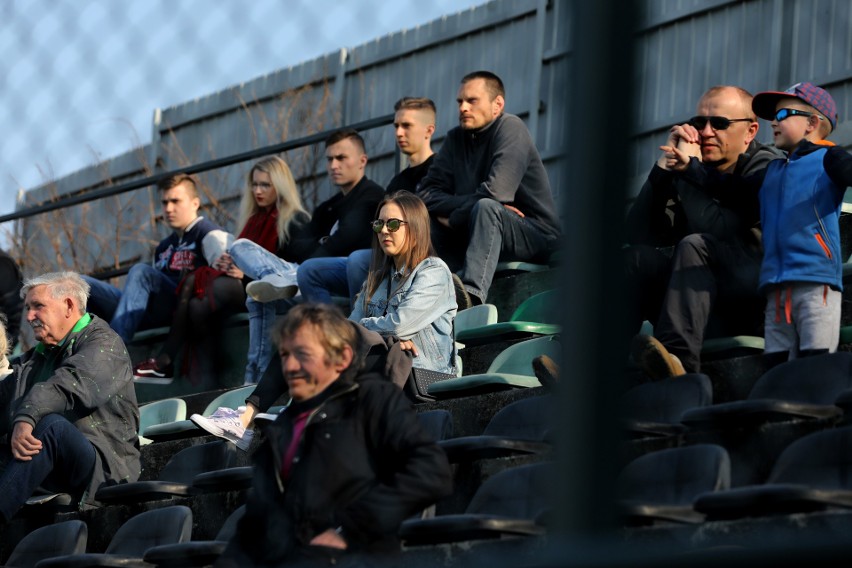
top-left (630, 334), bottom-right (686, 380)
top-left (533, 354), bottom-right (559, 389)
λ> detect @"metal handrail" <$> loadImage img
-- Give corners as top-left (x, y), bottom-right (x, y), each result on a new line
top-left (3, 113), bottom-right (395, 225)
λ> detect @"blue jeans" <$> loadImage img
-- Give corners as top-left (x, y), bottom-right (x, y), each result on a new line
top-left (228, 239), bottom-right (300, 384)
top-left (458, 198), bottom-right (553, 302)
top-left (84, 265), bottom-right (179, 343)
top-left (0, 414), bottom-right (96, 521)
top-left (297, 249), bottom-right (372, 304)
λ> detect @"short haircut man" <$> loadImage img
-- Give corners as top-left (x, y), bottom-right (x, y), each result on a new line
top-left (219, 303), bottom-right (452, 565)
top-left (0, 271), bottom-right (140, 520)
top-left (83, 173), bottom-right (228, 344)
top-left (417, 70), bottom-right (561, 305)
top-left (625, 85), bottom-right (785, 377)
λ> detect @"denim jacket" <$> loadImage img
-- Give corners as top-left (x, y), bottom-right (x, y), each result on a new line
top-left (350, 256), bottom-right (457, 375)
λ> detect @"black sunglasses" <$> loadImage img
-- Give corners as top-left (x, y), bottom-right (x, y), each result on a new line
top-left (773, 108), bottom-right (820, 123)
top-left (371, 218), bottom-right (408, 233)
top-left (688, 116), bottom-right (754, 130)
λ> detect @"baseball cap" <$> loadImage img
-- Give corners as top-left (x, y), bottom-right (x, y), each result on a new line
top-left (752, 82), bottom-right (838, 131)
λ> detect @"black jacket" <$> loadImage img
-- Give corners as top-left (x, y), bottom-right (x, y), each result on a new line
top-left (219, 370), bottom-right (452, 566)
top-left (626, 139), bottom-right (784, 247)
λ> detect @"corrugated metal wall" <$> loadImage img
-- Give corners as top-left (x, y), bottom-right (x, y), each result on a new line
top-left (19, 0), bottom-right (852, 275)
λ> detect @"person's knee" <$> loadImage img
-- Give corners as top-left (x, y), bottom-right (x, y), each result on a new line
top-left (296, 259), bottom-right (321, 287)
top-left (230, 238), bottom-right (256, 254)
top-left (127, 262), bottom-right (157, 284)
top-left (32, 414), bottom-right (72, 438)
top-left (471, 198), bottom-right (503, 221)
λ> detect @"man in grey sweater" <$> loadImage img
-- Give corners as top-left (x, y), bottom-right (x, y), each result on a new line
top-left (417, 70), bottom-right (561, 305)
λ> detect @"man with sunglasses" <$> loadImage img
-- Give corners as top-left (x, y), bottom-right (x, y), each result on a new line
top-left (626, 86), bottom-right (784, 378)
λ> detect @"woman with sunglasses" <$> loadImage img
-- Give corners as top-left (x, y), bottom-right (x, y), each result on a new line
top-left (133, 156), bottom-right (310, 385)
top-left (350, 190), bottom-right (458, 375)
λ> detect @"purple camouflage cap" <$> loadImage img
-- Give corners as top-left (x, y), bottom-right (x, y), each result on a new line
top-left (752, 82), bottom-right (838, 132)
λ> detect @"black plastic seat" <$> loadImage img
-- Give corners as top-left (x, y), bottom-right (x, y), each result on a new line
top-left (621, 373), bottom-right (713, 438)
top-left (617, 444), bottom-right (730, 525)
top-left (681, 352), bottom-right (852, 429)
top-left (694, 425), bottom-right (852, 520)
top-left (5, 520), bottom-right (87, 568)
top-left (399, 462), bottom-right (549, 546)
top-left (35, 506), bottom-right (192, 568)
top-left (438, 396), bottom-right (552, 462)
top-left (95, 441), bottom-right (237, 504)
top-left (142, 505), bottom-right (245, 568)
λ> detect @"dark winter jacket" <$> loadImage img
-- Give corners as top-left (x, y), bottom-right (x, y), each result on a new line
top-left (1, 314), bottom-right (140, 507)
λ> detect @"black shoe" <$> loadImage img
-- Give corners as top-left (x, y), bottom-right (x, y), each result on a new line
top-left (452, 274), bottom-right (473, 310)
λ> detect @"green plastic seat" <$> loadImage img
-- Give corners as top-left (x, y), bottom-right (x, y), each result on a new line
top-left (455, 290), bottom-right (561, 346)
top-left (143, 385), bottom-right (255, 443)
top-left (139, 398), bottom-right (187, 445)
top-left (428, 336), bottom-right (561, 399)
top-left (701, 335), bottom-right (764, 360)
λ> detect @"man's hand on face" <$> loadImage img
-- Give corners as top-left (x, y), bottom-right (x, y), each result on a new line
top-left (11, 421), bottom-right (42, 461)
top-left (310, 528), bottom-right (348, 550)
top-left (658, 144), bottom-right (693, 172)
top-left (657, 123), bottom-right (702, 169)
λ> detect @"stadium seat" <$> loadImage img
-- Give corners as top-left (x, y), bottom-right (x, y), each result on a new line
top-left (95, 441), bottom-right (237, 504)
top-left (621, 373), bottom-right (713, 438)
top-left (694, 426), bottom-right (852, 520)
top-left (427, 336), bottom-right (560, 399)
top-left (143, 505), bottom-right (245, 568)
top-left (36, 506), bottom-right (192, 568)
top-left (399, 462), bottom-right (549, 546)
top-left (5, 520), bottom-right (87, 568)
top-left (416, 410), bottom-right (454, 442)
top-left (438, 396), bottom-right (551, 462)
top-left (454, 291), bottom-right (561, 346)
top-left (455, 304), bottom-right (499, 342)
top-left (139, 398), bottom-right (187, 445)
top-left (142, 386), bottom-right (255, 442)
top-left (617, 444), bottom-right (730, 525)
top-left (681, 352), bottom-right (852, 429)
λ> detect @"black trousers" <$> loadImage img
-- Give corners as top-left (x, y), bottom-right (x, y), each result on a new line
top-left (624, 233), bottom-right (764, 373)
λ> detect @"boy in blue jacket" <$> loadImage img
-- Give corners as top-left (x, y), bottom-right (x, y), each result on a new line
top-left (750, 82), bottom-right (851, 367)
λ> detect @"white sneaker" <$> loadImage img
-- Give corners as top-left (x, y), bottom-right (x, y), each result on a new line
top-left (191, 407), bottom-right (254, 451)
top-left (245, 275), bottom-right (298, 303)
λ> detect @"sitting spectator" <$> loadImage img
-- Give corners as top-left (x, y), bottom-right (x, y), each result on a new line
top-left (0, 272), bottom-right (140, 520)
top-left (133, 156), bottom-right (311, 385)
top-left (297, 96), bottom-right (438, 306)
top-left (627, 86), bottom-right (784, 377)
top-left (0, 249), bottom-right (23, 350)
top-left (417, 70), bottom-right (561, 306)
top-left (231, 129), bottom-right (383, 384)
top-left (750, 83), bottom-right (850, 366)
top-left (217, 303), bottom-right (452, 566)
top-left (350, 190), bottom-right (457, 375)
top-left (84, 174), bottom-right (229, 344)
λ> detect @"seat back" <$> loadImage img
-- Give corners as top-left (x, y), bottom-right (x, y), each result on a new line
top-left (139, 398), bottom-right (187, 443)
top-left (216, 505), bottom-right (246, 542)
top-left (7, 520), bottom-right (87, 567)
top-left (769, 425), bottom-right (852, 488)
top-left (106, 505), bottom-right (193, 556)
top-left (159, 441), bottom-right (237, 483)
top-left (509, 290), bottom-right (558, 323)
top-left (416, 410), bottom-right (454, 442)
top-left (488, 336), bottom-right (561, 375)
top-left (455, 304), bottom-right (499, 332)
top-left (483, 395), bottom-right (552, 440)
top-left (202, 385), bottom-right (257, 415)
top-left (621, 373), bottom-right (713, 424)
top-left (616, 444), bottom-right (730, 505)
top-left (466, 462), bottom-right (551, 520)
top-left (749, 352), bottom-right (852, 403)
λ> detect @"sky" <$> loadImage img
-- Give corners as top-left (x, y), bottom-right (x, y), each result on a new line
top-left (0, 0), bottom-right (486, 217)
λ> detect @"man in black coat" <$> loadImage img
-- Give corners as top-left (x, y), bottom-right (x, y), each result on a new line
top-left (218, 303), bottom-right (452, 566)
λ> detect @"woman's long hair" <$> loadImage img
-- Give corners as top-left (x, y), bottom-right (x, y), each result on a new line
top-left (237, 156), bottom-right (309, 245)
top-left (362, 190), bottom-right (434, 307)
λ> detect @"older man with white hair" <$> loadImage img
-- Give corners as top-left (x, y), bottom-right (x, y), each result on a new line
top-left (0, 271), bottom-right (140, 520)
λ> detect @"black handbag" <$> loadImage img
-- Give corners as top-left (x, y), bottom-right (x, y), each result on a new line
top-left (405, 367), bottom-right (456, 403)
